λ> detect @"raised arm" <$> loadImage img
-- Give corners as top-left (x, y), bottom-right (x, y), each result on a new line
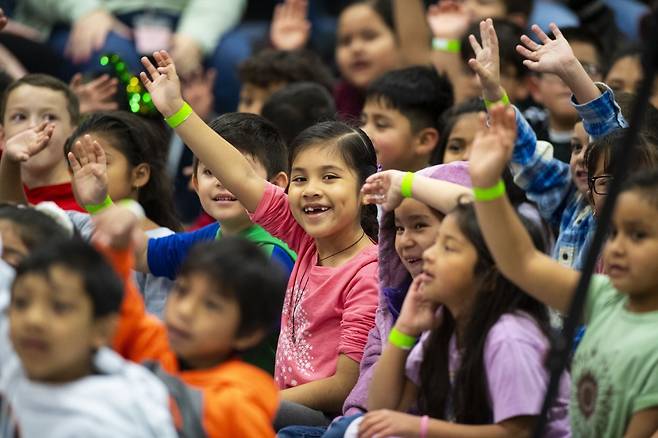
top-left (469, 105), bottom-right (579, 313)
top-left (140, 51), bottom-right (265, 212)
top-left (394, 0), bottom-right (432, 66)
top-left (0, 122), bottom-right (54, 204)
top-left (362, 169), bottom-right (472, 213)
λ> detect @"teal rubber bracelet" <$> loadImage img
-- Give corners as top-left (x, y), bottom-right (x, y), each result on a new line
top-left (473, 179), bottom-right (506, 202)
top-left (400, 172), bottom-right (415, 198)
top-left (484, 92), bottom-right (511, 109)
top-left (432, 37), bottom-right (461, 53)
top-left (388, 327), bottom-right (417, 350)
top-left (165, 102), bottom-right (193, 128)
top-left (84, 194), bottom-right (113, 215)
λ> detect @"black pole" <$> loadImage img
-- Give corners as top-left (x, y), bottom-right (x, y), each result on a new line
top-left (532, 8), bottom-right (658, 438)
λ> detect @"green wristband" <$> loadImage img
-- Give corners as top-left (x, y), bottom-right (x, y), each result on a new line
top-left (165, 102), bottom-right (193, 128)
top-left (484, 92), bottom-right (511, 109)
top-left (84, 194), bottom-right (113, 215)
top-left (400, 172), bottom-right (415, 198)
top-left (473, 179), bottom-right (506, 202)
top-left (432, 38), bottom-right (461, 53)
top-left (388, 327), bottom-right (417, 350)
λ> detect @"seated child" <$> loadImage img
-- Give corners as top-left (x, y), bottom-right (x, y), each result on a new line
top-left (469, 103), bottom-right (658, 437)
top-left (94, 202), bottom-right (287, 438)
top-left (237, 49), bottom-right (334, 114)
top-left (360, 65), bottom-right (454, 171)
top-left (0, 74), bottom-right (82, 211)
top-left (0, 238), bottom-right (176, 437)
top-left (261, 82), bottom-right (337, 147)
top-left (141, 51), bottom-right (380, 429)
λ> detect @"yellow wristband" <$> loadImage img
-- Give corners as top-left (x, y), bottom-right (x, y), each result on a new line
top-left (388, 327), bottom-right (417, 350)
top-left (165, 102), bottom-right (193, 128)
top-left (484, 92), bottom-right (510, 109)
top-left (84, 195), bottom-right (113, 215)
top-left (473, 179), bottom-right (506, 202)
top-left (400, 172), bottom-right (415, 198)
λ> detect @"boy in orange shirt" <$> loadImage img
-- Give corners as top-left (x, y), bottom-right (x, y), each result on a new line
top-left (94, 203), bottom-right (286, 437)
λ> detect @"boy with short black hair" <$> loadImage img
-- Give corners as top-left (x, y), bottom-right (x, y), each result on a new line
top-left (0, 74), bottom-right (83, 211)
top-left (96, 203), bottom-right (287, 437)
top-left (0, 238), bottom-right (176, 437)
top-left (237, 49), bottom-right (334, 114)
top-left (361, 65), bottom-right (454, 171)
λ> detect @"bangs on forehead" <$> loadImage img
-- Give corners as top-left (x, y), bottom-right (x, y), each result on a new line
top-left (291, 139), bottom-right (350, 169)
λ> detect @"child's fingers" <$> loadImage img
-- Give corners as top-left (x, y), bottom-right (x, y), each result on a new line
top-left (549, 22), bottom-right (563, 39)
top-left (531, 24), bottom-right (551, 44)
top-left (519, 34), bottom-right (540, 52)
top-left (468, 34), bottom-right (482, 55)
top-left (70, 73), bottom-right (82, 88)
top-left (486, 18), bottom-right (499, 49)
top-left (67, 152), bottom-right (82, 173)
top-left (522, 59), bottom-right (540, 72)
top-left (92, 140), bottom-right (106, 166)
top-left (139, 72), bottom-right (153, 91)
top-left (467, 58), bottom-right (487, 77)
top-left (140, 56), bottom-right (160, 81)
top-left (516, 44), bottom-right (539, 62)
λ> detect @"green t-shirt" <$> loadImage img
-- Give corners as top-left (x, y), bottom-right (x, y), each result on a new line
top-left (570, 275), bottom-right (658, 436)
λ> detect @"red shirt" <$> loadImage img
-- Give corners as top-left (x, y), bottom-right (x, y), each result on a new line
top-left (24, 182), bottom-right (84, 212)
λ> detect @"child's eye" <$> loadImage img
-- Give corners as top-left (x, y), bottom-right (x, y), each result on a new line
top-left (323, 174), bottom-right (338, 180)
top-left (203, 169), bottom-right (212, 176)
top-left (9, 113), bottom-right (26, 122)
top-left (204, 299), bottom-right (222, 311)
top-left (395, 225), bottom-right (404, 234)
top-left (172, 283), bottom-right (188, 297)
top-left (43, 114), bottom-right (58, 122)
top-left (291, 176), bottom-right (306, 183)
top-left (360, 29), bottom-right (379, 41)
top-left (10, 295), bottom-right (29, 310)
top-left (570, 142), bottom-right (583, 155)
top-left (446, 141), bottom-right (464, 153)
top-left (52, 301), bottom-right (73, 314)
top-left (414, 222), bottom-right (428, 230)
top-left (629, 230), bottom-right (647, 242)
top-left (375, 121), bottom-right (389, 130)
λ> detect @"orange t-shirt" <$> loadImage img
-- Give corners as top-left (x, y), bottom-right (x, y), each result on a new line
top-left (104, 247), bottom-right (279, 438)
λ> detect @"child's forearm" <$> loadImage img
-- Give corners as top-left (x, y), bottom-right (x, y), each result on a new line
top-left (560, 58), bottom-right (601, 105)
top-left (472, 192), bottom-right (579, 314)
top-left (0, 154), bottom-right (27, 204)
top-left (367, 340), bottom-right (414, 411)
top-left (173, 111), bottom-right (266, 212)
top-left (408, 175), bottom-right (473, 214)
top-left (394, 0), bottom-right (432, 66)
top-left (426, 416), bottom-right (535, 438)
top-left (280, 354), bottom-right (359, 413)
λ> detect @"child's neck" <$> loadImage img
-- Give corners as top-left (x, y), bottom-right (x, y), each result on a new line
top-left (627, 292), bottom-right (658, 313)
top-left (21, 161), bottom-right (70, 189)
top-left (315, 225), bottom-right (372, 267)
top-left (217, 217), bottom-right (254, 236)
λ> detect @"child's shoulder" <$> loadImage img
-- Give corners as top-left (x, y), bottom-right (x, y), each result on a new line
top-left (485, 312), bottom-right (548, 350)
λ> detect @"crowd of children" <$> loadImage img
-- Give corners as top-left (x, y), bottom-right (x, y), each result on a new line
top-left (0, 0), bottom-right (657, 436)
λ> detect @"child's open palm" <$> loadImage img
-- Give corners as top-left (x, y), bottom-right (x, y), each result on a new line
top-left (361, 170), bottom-right (406, 212)
top-left (4, 122), bottom-right (54, 162)
top-left (270, 0), bottom-right (311, 51)
top-left (468, 104), bottom-right (517, 188)
top-left (427, 0), bottom-right (470, 38)
top-left (468, 19), bottom-right (503, 102)
top-left (140, 51), bottom-right (184, 118)
top-left (68, 135), bottom-right (109, 207)
top-left (516, 23), bottom-right (577, 78)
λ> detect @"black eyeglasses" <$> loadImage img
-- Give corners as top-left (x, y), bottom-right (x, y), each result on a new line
top-left (590, 175), bottom-right (614, 195)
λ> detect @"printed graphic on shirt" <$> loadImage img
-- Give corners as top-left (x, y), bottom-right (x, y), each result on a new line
top-left (571, 346), bottom-right (614, 435)
top-left (276, 283), bottom-right (315, 387)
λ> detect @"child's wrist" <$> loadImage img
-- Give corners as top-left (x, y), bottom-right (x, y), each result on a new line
top-left (84, 194), bottom-right (113, 215)
top-left (484, 89), bottom-right (510, 109)
top-left (473, 179), bottom-right (506, 202)
top-left (431, 37), bottom-right (461, 53)
top-left (400, 171), bottom-right (415, 198)
top-left (389, 325), bottom-right (420, 349)
top-left (163, 98), bottom-right (188, 120)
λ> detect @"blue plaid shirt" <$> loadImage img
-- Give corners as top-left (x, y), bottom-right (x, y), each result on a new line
top-left (509, 83), bottom-right (627, 268)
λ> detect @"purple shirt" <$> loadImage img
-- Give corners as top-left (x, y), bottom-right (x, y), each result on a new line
top-left (406, 312), bottom-right (571, 437)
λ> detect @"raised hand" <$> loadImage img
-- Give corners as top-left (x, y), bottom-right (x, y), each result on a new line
top-left (169, 33), bottom-right (203, 78)
top-left (394, 276), bottom-right (439, 337)
top-left (65, 9), bottom-right (131, 64)
top-left (92, 203), bottom-right (141, 250)
top-left (270, 0), bottom-right (311, 51)
top-left (468, 104), bottom-right (517, 188)
top-left (70, 73), bottom-right (119, 113)
top-left (68, 135), bottom-right (109, 206)
top-left (140, 50), bottom-right (185, 118)
top-left (4, 122), bottom-right (54, 162)
top-left (426, 0), bottom-right (470, 39)
top-left (516, 23), bottom-right (578, 79)
top-left (467, 18), bottom-right (504, 102)
top-left (361, 169), bottom-right (406, 212)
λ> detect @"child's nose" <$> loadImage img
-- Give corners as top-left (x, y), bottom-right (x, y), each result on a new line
top-left (23, 304), bottom-right (48, 328)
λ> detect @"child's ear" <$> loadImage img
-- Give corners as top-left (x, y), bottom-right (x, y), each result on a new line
top-left (91, 314), bottom-right (119, 349)
top-left (131, 163), bottom-right (151, 189)
top-left (269, 171), bottom-right (289, 189)
top-left (233, 328), bottom-right (266, 351)
top-left (414, 127), bottom-right (439, 157)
